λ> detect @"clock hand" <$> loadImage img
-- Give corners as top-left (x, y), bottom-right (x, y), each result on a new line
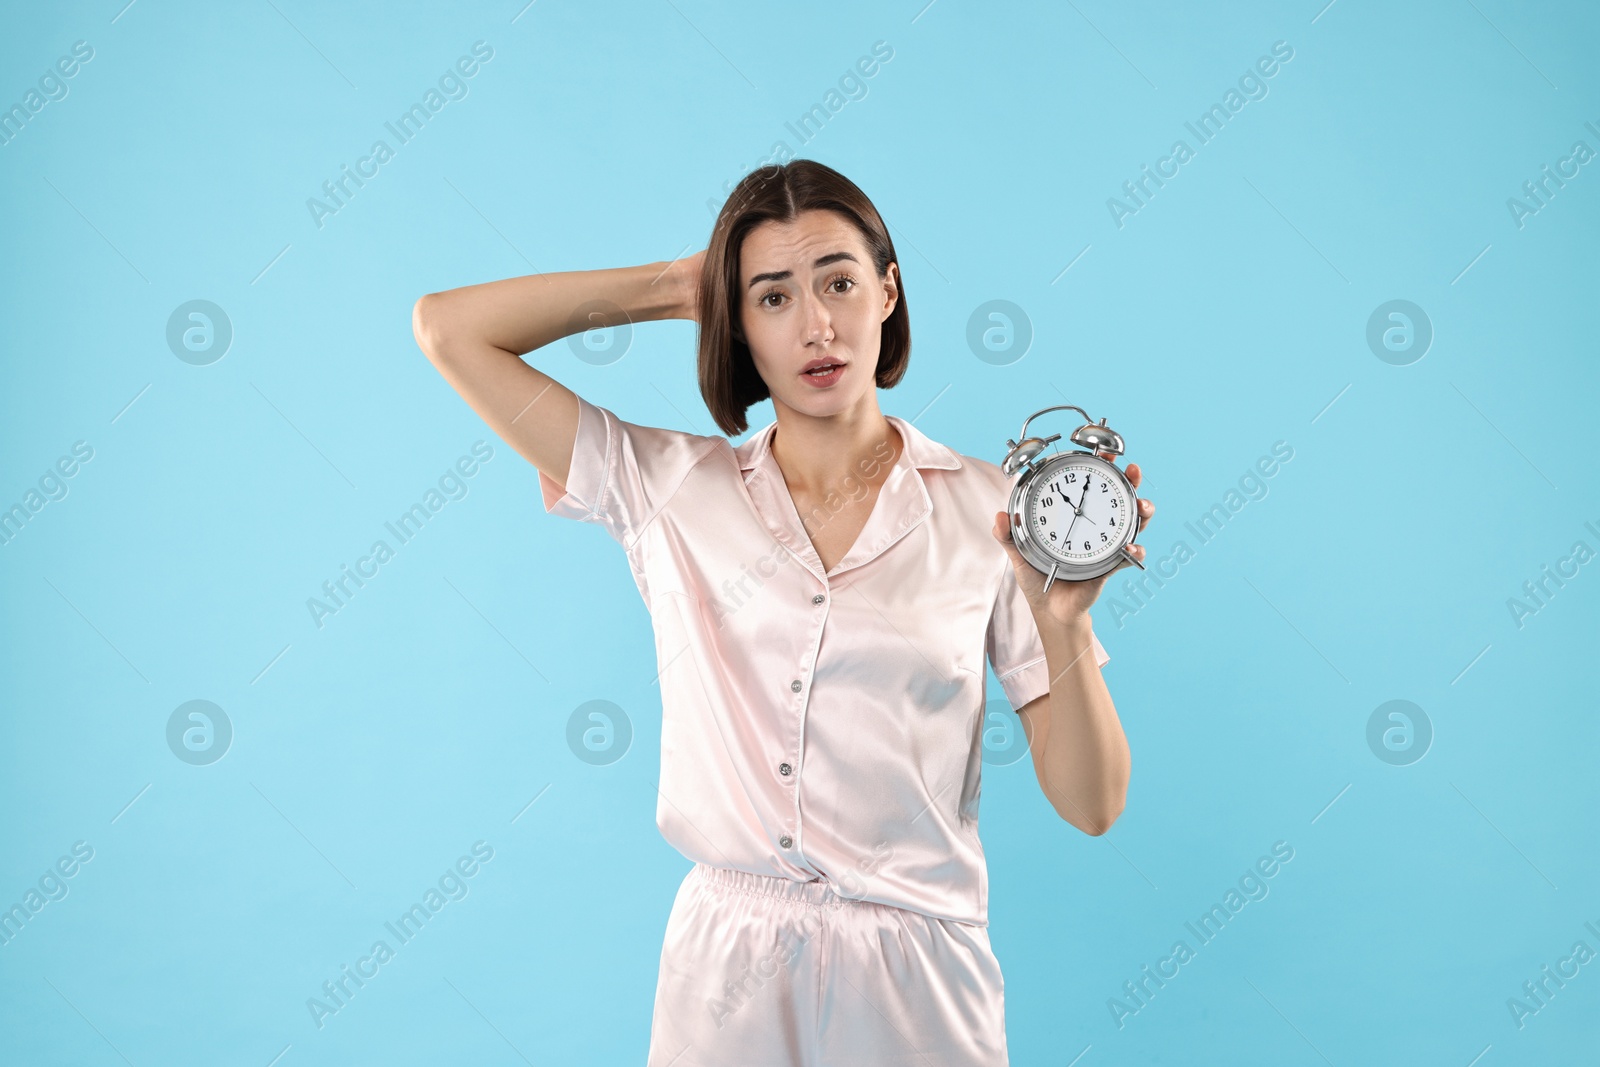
top-left (1074, 475), bottom-right (1096, 525)
top-left (1061, 478), bottom-right (1091, 542)
top-left (1059, 480), bottom-right (1083, 526)
top-left (1054, 472), bottom-right (1105, 551)
top-left (1059, 493), bottom-right (1082, 543)
top-left (1060, 510), bottom-right (1081, 546)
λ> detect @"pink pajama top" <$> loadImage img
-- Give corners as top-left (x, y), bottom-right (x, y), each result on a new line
top-left (539, 396), bottom-right (1109, 926)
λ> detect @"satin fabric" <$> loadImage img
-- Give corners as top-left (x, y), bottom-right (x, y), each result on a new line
top-left (645, 863), bottom-right (1008, 1066)
top-left (538, 394), bottom-right (1110, 927)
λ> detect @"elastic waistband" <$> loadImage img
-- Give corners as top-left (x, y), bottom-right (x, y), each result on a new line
top-left (691, 863), bottom-right (864, 908)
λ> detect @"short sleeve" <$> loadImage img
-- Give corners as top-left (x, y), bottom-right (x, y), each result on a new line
top-left (986, 562), bottom-right (1110, 713)
top-left (538, 394), bottom-right (715, 547)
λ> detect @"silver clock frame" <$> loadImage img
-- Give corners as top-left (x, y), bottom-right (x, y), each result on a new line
top-left (1001, 404), bottom-right (1143, 593)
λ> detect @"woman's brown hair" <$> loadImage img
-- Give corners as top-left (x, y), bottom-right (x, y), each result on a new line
top-left (696, 159), bottom-right (911, 436)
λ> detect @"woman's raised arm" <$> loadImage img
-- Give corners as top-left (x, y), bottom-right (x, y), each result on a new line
top-left (411, 254), bottom-right (701, 488)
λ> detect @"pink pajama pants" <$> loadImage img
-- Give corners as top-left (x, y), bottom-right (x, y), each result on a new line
top-left (645, 863), bottom-right (1010, 1066)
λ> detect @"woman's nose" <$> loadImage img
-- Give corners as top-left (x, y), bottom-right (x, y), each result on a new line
top-left (802, 295), bottom-right (833, 343)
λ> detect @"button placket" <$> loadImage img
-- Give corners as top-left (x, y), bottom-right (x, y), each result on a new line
top-left (778, 580), bottom-right (828, 870)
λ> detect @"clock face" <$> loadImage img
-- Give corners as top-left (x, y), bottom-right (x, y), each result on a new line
top-left (1024, 458), bottom-right (1133, 565)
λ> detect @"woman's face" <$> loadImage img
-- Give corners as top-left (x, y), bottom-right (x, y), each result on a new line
top-left (736, 209), bottom-right (899, 419)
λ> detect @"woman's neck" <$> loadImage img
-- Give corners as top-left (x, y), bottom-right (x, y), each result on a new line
top-left (768, 399), bottom-right (902, 496)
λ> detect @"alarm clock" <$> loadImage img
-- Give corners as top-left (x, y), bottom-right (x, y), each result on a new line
top-left (1001, 404), bottom-right (1144, 593)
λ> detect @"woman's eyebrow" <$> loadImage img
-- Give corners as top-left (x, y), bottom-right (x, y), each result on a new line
top-left (746, 251), bottom-right (860, 289)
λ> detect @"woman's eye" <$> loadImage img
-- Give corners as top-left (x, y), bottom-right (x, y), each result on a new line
top-left (759, 277), bottom-right (852, 307)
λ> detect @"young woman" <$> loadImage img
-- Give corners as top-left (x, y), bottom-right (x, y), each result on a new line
top-left (413, 160), bottom-right (1153, 1066)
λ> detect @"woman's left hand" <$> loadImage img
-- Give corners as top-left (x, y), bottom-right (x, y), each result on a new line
top-left (991, 454), bottom-right (1155, 628)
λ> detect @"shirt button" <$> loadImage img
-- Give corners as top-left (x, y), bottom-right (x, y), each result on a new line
top-left (790, 679), bottom-right (802, 693)
top-left (812, 593), bottom-right (825, 605)
top-left (779, 762), bottom-right (792, 776)
top-left (778, 835), bottom-right (793, 849)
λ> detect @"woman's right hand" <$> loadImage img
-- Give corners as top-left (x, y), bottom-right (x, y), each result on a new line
top-left (663, 249), bottom-right (706, 323)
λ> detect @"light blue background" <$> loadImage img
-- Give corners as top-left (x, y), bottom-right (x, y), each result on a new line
top-left (2, 1), bottom-right (1596, 1064)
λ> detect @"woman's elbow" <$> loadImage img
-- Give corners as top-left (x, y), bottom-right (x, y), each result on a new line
top-left (1078, 758), bottom-right (1132, 835)
top-left (1058, 782), bottom-right (1127, 835)
top-left (1090, 805), bottom-right (1125, 836)
top-left (412, 293), bottom-right (454, 357)
top-left (1068, 800), bottom-right (1124, 836)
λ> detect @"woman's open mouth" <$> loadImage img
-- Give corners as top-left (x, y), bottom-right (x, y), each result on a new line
top-left (800, 360), bottom-right (846, 387)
